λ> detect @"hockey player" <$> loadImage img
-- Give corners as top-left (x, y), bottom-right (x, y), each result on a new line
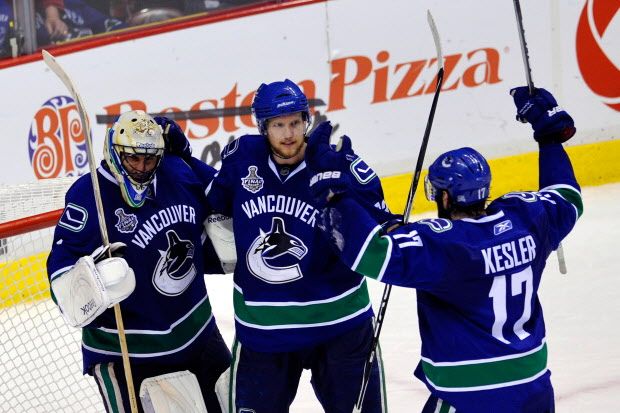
top-left (305, 87), bottom-right (582, 412)
top-left (47, 110), bottom-right (231, 413)
top-left (205, 79), bottom-right (388, 412)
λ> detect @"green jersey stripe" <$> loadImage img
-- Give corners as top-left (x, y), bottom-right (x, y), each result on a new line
top-left (234, 280), bottom-right (371, 328)
top-left (422, 342), bottom-right (547, 390)
top-left (83, 298), bottom-right (212, 356)
top-left (541, 184), bottom-right (583, 217)
top-left (354, 227), bottom-right (392, 280)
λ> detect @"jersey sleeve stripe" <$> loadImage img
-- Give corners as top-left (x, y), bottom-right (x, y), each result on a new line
top-left (353, 226), bottom-right (392, 281)
top-left (541, 184), bottom-right (583, 218)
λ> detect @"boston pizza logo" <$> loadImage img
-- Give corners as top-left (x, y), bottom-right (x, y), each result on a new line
top-left (576, 0), bottom-right (620, 111)
top-left (28, 96), bottom-right (89, 179)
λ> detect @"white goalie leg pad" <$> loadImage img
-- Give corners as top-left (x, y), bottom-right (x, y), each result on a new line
top-left (51, 256), bottom-right (136, 328)
top-left (140, 370), bottom-right (208, 413)
top-left (214, 367), bottom-right (230, 413)
top-left (205, 214), bottom-right (236, 273)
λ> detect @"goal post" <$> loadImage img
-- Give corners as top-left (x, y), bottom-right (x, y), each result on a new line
top-left (0, 177), bottom-right (104, 412)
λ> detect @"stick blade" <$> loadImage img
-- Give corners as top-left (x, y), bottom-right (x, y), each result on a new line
top-left (42, 49), bottom-right (91, 132)
top-left (42, 50), bottom-right (80, 100)
top-left (427, 10), bottom-right (444, 70)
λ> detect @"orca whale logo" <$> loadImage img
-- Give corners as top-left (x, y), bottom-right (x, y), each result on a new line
top-left (246, 217), bottom-right (308, 284)
top-left (152, 230), bottom-right (197, 296)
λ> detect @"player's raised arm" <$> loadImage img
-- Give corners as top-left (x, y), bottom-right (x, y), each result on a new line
top-left (511, 86), bottom-right (583, 247)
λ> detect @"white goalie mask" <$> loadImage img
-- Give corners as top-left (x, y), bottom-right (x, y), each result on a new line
top-left (104, 110), bottom-right (165, 208)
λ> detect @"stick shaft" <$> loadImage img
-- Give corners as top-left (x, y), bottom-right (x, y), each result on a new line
top-left (42, 50), bottom-right (139, 413)
top-left (353, 11), bottom-right (444, 412)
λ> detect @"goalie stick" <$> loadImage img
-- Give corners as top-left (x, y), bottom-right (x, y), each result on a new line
top-left (352, 10), bottom-right (444, 413)
top-left (42, 50), bottom-right (140, 413)
top-left (512, 0), bottom-right (568, 275)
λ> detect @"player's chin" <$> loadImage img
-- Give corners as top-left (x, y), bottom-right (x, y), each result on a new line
top-left (277, 144), bottom-right (302, 159)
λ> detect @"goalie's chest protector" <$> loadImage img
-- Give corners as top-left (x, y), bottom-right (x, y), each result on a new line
top-left (48, 156), bottom-right (215, 370)
top-left (214, 136), bottom-right (373, 352)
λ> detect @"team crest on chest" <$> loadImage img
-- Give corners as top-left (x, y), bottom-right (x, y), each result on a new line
top-left (246, 217), bottom-right (308, 284)
top-left (241, 166), bottom-right (264, 193)
top-left (152, 230), bottom-right (197, 296)
top-left (114, 208), bottom-right (138, 233)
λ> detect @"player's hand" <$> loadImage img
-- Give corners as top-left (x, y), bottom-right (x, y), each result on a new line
top-left (305, 121), bottom-right (352, 206)
top-left (154, 116), bottom-right (192, 160)
top-left (510, 86), bottom-right (576, 144)
top-left (90, 242), bottom-right (126, 262)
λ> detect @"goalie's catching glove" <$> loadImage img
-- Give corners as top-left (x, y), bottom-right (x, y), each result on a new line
top-left (305, 121), bottom-right (352, 207)
top-left (50, 242), bottom-right (136, 328)
top-left (154, 116), bottom-right (192, 160)
top-left (511, 86), bottom-right (576, 144)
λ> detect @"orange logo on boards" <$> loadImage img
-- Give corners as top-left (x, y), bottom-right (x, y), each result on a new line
top-left (576, 0), bottom-right (620, 111)
top-left (28, 96), bottom-right (89, 179)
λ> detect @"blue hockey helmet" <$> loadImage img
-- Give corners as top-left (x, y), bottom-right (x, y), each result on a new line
top-left (251, 79), bottom-right (311, 135)
top-left (104, 110), bottom-right (165, 208)
top-left (425, 147), bottom-right (491, 206)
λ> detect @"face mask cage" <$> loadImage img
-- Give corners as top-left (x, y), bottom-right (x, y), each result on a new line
top-left (115, 144), bottom-right (164, 187)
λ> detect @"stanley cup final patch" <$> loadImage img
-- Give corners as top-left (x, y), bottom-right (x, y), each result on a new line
top-left (114, 208), bottom-right (138, 233)
top-left (241, 166), bottom-right (264, 193)
top-left (350, 157), bottom-right (377, 184)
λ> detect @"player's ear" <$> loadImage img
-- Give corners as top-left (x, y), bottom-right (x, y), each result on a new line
top-left (442, 191), bottom-right (450, 210)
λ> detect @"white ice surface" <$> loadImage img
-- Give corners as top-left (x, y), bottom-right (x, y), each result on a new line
top-left (206, 183), bottom-right (620, 412)
top-left (3, 184), bottom-right (618, 412)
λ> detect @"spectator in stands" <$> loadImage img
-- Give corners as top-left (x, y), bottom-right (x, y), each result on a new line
top-left (0, 0), bottom-right (13, 58)
top-left (36, 0), bottom-right (126, 45)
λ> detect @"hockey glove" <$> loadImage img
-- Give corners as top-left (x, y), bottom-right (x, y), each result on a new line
top-left (154, 116), bottom-right (193, 160)
top-left (510, 86), bottom-right (576, 144)
top-left (305, 121), bottom-right (352, 207)
top-left (51, 242), bottom-right (136, 327)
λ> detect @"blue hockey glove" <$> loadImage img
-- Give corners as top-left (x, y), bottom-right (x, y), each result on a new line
top-left (154, 116), bottom-right (192, 160)
top-left (510, 87), bottom-right (576, 144)
top-left (305, 121), bottom-right (352, 207)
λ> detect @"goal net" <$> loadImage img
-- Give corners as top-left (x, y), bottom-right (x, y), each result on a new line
top-left (0, 177), bottom-right (104, 412)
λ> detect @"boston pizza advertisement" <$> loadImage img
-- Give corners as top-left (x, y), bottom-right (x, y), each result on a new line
top-left (1, 0), bottom-right (617, 185)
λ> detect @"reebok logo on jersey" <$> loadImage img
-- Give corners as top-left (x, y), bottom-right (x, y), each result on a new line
top-left (493, 219), bottom-right (513, 235)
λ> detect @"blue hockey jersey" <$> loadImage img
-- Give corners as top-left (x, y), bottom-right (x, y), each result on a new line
top-left (319, 143), bottom-right (583, 412)
top-left (206, 135), bottom-right (387, 352)
top-left (47, 155), bottom-right (221, 373)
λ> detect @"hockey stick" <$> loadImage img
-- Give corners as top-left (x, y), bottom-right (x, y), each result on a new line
top-left (42, 50), bottom-right (139, 413)
top-left (512, 0), bottom-right (567, 275)
top-left (352, 11), bottom-right (444, 413)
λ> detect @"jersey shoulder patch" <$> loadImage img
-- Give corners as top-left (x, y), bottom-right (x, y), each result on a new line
top-left (348, 155), bottom-right (377, 185)
top-left (60, 176), bottom-right (94, 233)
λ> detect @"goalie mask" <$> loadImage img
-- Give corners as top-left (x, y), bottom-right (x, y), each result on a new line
top-left (104, 110), bottom-right (165, 208)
